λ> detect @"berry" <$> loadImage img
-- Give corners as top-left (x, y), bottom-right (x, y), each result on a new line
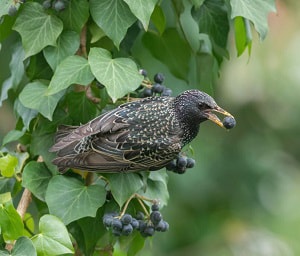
top-left (155, 220), bottom-right (169, 232)
top-left (103, 214), bottom-right (114, 227)
top-left (43, 0), bottom-right (52, 9)
top-left (154, 73), bottom-right (165, 84)
top-left (174, 167), bottom-right (186, 174)
top-left (112, 229), bottom-right (122, 236)
top-left (53, 0), bottom-right (66, 11)
top-left (150, 211), bottom-right (162, 225)
top-left (111, 218), bottom-right (122, 231)
top-left (136, 211), bottom-right (145, 220)
top-left (131, 218), bottom-right (139, 229)
top-left (142, 88), bottom-right (152, 97)
top-left (138, 220), bottom-right (147, 232)
top-left (121, 214), bottom-right (132, 225)
top-left (223, 116), bottom-right (236, 129)
top-left (186, 158), bottom-right (195, 168)
top-left (139, 69), bottom-right (147, 77)
top-left (165, 160), bottom-right (176, 171)
top-left (151, 204), bottom-right (160, 212)
top-left (142, 225), bottom-right (155, 237)
top-left (152, 83), bottom-right (165, 94)
top-left (176, 156), bottom-right (187, 169)
top-left (122, 224), bottom-right (133, 236)
top-left (8, 5), bottom-right (17, 16)
top-left (161, 88), bottom-right (172, 97)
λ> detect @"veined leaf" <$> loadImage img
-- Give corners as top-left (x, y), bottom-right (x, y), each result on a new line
top-left (230, 0), bottom-right (276, 40)
top-left (13, 2), bottom-right (63, 58)
top-left (47, 55), bottom-right (94, 95)
top-left (45, 176), bottom-right (106, 225)
top-left (90, 0), bottom-right (136, 48)
top-left (19, 80), bottom-right (64, 121)
top-left (88, 47), bottom-right (143, 102)
top-left (124, 0), bottom-right (158, 30)
top-left (31, 215), bottom-right (74, 256)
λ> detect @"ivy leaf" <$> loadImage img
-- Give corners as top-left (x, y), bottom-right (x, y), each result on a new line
top-left (138, 170), bottom-right (169, 207)
top-left (0, 41), bottom-right (25, 107)
top-left (58, 0), bottom-right (89, 33)
top-left (88, 47), bottom-right (143, 102)
top-left (43, 30), bottom-right (80, 71)
top-left (142, 28), bottom-right (190, 80)
top-left (45, 176), bottom-right (106, 225)
top-left (230, 0), bottom-right (276, 40)
top-left (67, 91), bottom-right (97, 124)
top-left (90, 0), bottom-right (136, 48)
top-left (150, 5), bottom-right (166, 35)
top-left (234, 17), bottom-right (252, 56)
top-left (13, 2), bottom-right (63, 58)
top-left (19, 80), bottom-right (64, 121)
top-left (192, 0), bottom-right (229, 48)
top-left (0, 154), bottom-right (18, 178)
top-left (2, 128), bottom-right (26, 147)
top-left (123, 0), bottom-right (158, 30)
top-left (11, 237), bottom-right (37, 256)
top-left (106, 173), bottom-right (144, 207)
top-left (47, 55), bottom-right (94, 95)
top-left (14, 99), bottom-right (38, 130)
top-left (22, 161), bottom-right (52, 201)
top-left (0, 200), bottom-right (24, 241)
top-left (31, 214), bottom-right (74, 256)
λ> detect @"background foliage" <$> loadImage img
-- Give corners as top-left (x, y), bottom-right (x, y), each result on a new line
top-left (1, 0), bottom-right (294, 255)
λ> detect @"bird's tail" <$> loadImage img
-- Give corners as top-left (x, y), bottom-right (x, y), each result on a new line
top-left (49, 125), bottom-right (78, 152)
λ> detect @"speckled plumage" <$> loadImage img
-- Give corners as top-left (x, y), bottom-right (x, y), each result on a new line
top-left (50, 89), bottom-right (232, 173)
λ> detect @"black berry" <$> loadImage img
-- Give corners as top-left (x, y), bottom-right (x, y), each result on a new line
top-left (151, 204), bottom-right (159, 212)
top-left (8, 5), bottom-right (17, 16)
top-left (176, 156), bottom-right (187, 169)
top-left (161, 88), bottom-right (172, 96)
top-left (131, 218), bottom-right (139, 229)
top-left (43, 0), bottom-right (52, 9)
top-left (122, 224), bottom-right (133, 236)
top-left (139, 69), bottom-right (147, 77)
top-left (142, 225), bottom-right (155, 237)
top-left (136, 211), bottom-right (144, 220)
top-left (154, 73), bottom-right (165, 84)
top-left (150, 211), bottom-right (162, 225)
top-left (165, 160), bottom-right (176, 171)
top-left (111, 218), bottom-right (122, 231)
top-left (53, 0), bottom-right (66, 11)
top-left (121, 214), bottom-right (132, 225)
top-left (186, 158), bottom-right (195, 168)
top-left (152, 83), bottom-right (165, 94)
top-left (142, 88), bottom-right (152, 97)
top-left (223, 116), bottom-right (236, 129)
top-left (155, 220), bottom-right (169, 232)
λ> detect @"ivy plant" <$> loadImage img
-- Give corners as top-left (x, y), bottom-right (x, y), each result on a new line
top-left (0, 0), bottom-right (275, 255)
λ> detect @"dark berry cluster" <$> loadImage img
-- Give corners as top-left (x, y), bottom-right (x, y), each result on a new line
top-left (222, 116), bottom-right (236, 129)
top-left (165, 155), bottom-right (195, 174)
top-left (103, 204), bottom-right (169, 237)
top-left (43, 0), bottom-right (67, 11)
top-left (139, 70), bottom-right (173, 98)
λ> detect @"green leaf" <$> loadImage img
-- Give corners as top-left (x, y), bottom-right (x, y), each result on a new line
top-left (127, 233), bottom-right (145, 256)
top-left (12, 236), bottom-right (37, 256)
top-left (138, 170), bottom-right (169, 207)
top-left (0, 15), bottom-right (16, 42)
top-left (0, 41), bottom-right (25, 107)
top-left (43, 30), bottom-right (80, 71)
top-left (45, 176), bottom-right (106, 225)
top-left (106, 173), bottom-right (144, 207)
top-left (22, 161), bottom-right (52, 201)
top-left (88, 47), bottom-right (143, 102)
top-left (142, 29), bottom-right (190, 80)
top-left (14, 151), bottom-right (30, 174)
top-left (230, 0), bottom-right (276, 40)
top-left (67, 91), bottom-right (97, 124)
top-left (19, 80), bottom-right (63, 121)
top-left (123, 0), bottom-right (158, 30)
top-left (0, 200), bottom-right (24, 241)
top-left (0, 154), bottom-right (18, 178)
top-left (150, 5), bottom-right (166, 35)
top-left (234, 17), bottom-right (252, 56)
top-left (47, 55), bottom-right (94, 95)
top-left (192, 0), bottom-right (229, 48)
top-left (2, 128), bottom-right (26, 147)
top-left (0, 192), bottom-right (11, 204)
top-left (13, 2), bottom-right (63, 58)
top-left (89, 22), bottom-right (106, 43)
top-left (90, 0), bottom-right (137, 48)
top-left (180, 0), bottom-right (201, 52)
top-left (14, 99), bottom-right (38, 130)
top-left (58, 0), bottom-right (89, 33)
top-left (31, 214), bottom-right (74, 256)
top-left (26, 52), bottom-right (53, 81)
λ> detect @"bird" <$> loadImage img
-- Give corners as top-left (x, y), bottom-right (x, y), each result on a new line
top-left (49, 89), bottom-right (234, 173)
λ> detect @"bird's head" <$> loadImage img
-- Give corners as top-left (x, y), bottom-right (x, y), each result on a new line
top-left (174, 89), bottom-right (234, 129)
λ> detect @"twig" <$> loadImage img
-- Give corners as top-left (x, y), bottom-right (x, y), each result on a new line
top-left (16, 188), bottom-right (32, 219)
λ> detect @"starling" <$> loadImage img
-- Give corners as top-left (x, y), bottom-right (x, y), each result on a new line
top-left (50, 89), bottom-right (234, 173)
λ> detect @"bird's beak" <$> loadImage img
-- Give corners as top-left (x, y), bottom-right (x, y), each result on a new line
top-left (205, 106), bottom-right (233, 128)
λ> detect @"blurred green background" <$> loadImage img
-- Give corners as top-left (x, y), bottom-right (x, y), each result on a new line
top-left (1, 1), bottom-right (300, 256)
